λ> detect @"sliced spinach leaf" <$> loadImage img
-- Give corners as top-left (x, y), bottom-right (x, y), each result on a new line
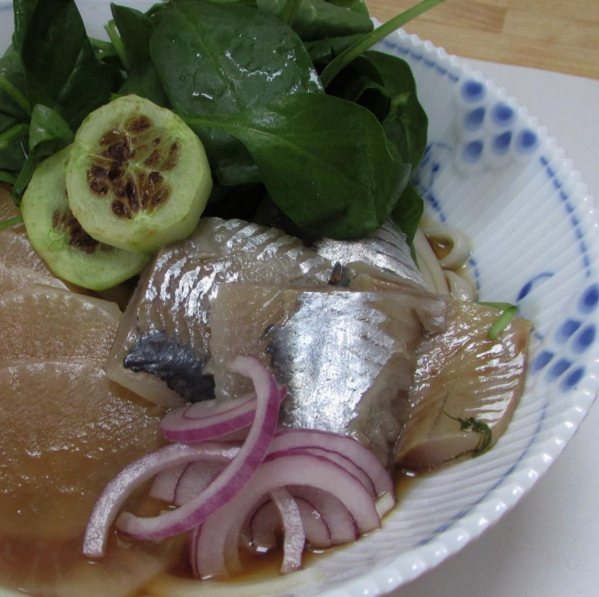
top-left (257, 0), bottom-right (373, 41)
top-left (119, 63), bottom-right (170, 107)
top-left (150, 0), bottom-right (322, 185)
top-left (13, 0), bottom-right (121, 130)
top-left (181, 94), bottom-right (411, 239)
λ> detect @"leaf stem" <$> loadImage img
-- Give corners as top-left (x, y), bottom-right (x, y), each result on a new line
top-left (320, 0), bottom-right (448, 88)
top-left (104, 20), bottom-right (131, 72)
top-left (0, 75), bottom-right (31, 116)
top-left (487, 305), bottom-right (518, 340)
top-left (89, 37), bottom-right (115, 52)
top-left (0, 124), bottom-right (30, 151)
top-left (0, 214), bottom-right (23, 231)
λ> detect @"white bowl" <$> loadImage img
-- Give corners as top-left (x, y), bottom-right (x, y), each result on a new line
top-left (2, 3), bottom-right (597, 597)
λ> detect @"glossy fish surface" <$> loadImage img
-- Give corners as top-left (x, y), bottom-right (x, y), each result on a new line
top-left (106, 218), bottom-right (335, 406)
top-left (209, 283), bottom-right (447, 464)
top-left (313, 220), bottom-right (424, 287)
top-left (394, 300), bottom-right (532, 470)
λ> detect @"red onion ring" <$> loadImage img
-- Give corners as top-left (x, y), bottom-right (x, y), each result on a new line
top-left (83, 442), bottom-right (240, 558)
top-left (116, 356), bottom-right (282, 541)
top-left (190, 451), bottom-right (380, 579)
top-left (270, 488), bottom-right (305, 574)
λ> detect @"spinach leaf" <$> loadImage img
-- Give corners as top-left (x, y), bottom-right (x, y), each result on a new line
top-left (391, 182), bottom-right (423, 249)
top-left (110, 4), bottom-right (154, 73)
top-left (257, 0), bottom-right (373, 41)
top-left (320, 0), bottom-right (447, 87)
top-left (110, 3), bottom-right (169, 106)
top-left (28, 104), bottom-right (74, 158)
top-left (150, 0), bottom-right (322, 185)
top-left (13, 0), bottom-right (121, 130)
top-left (0, 47), bottom-right (28, 173)
top-left (305, 33), bottom-right (365, 66)
top-left (365, 52), bottom-right (428, 167)
top-left (330, 52), bottom-right (428, 167)
top-left (181, 94), bottom-right (411, 239)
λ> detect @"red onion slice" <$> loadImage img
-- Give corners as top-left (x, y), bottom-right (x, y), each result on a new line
top-left (116, 356), bottom-right (282, 541)
top-left (83, 442), bottom-right (241, 558)
top-left (159, 394), bottom-right (256, 443)
top-left (273, 429), bottom-right (394, 499)
top-left (270, 488), bottom-right (305, 574)
top-left (250, 496), bottom-right (331, 551)
top-left (289, 486), bottom-right (357, 545)
top-left (191, 451), bottom-right (380, 579)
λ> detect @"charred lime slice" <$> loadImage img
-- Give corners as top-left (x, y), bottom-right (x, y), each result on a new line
top-left (21, 146), bottom-right (150, 291)
top-left (66, 95), bottom-right (212, 253)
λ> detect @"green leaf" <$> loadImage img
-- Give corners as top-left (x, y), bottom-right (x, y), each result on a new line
top-left (391, 182), bottom-right (423, 249)
top-left (257, 0), bottom-right (373, 41)
top-left (13, 0), bottom-right (122, 130)
top-left (320, 0), bottom-right (448, 87)
top-left (181, 94), bottom-right (411, 239)
top-left (304, 33), bottom-right (365, 65)
top-left (150, 0), bottom-right (323, 185)
top-left (28, 104), bottom-right (74, 158)
top-left (443, 412), bottom-right (493, 461)
top-left (0, 47), bottom-right (29, 173)
top-left (111, 3), bottom-right (155, 73)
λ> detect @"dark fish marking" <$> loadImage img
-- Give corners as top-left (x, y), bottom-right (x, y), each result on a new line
top-left (125, 115), bottom-right (152, 133)
top-left (124, 330), bottom-right (216, 402)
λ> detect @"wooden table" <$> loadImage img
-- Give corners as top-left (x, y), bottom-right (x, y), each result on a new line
top-left (368, 0), bottom-right (599, 80)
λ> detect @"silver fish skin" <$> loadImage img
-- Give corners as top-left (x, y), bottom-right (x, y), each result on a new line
top-left (208, 283), bottom-right (447, 465)
top-left (313, 220), bottom-right (424, 287)
top-left (105, 218), bottom-right (335, 406)
top-left (394, 300), bottom-right (532, 471)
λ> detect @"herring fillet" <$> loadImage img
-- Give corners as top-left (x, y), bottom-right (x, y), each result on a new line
top-left (208, 283), bottom-right (447, 464)
top-left (394, 300), bottom-right (532, 470)
top-left (313, 220), bottom-right (424, 287)
top-left (105, 218), bottom-right (335, 406)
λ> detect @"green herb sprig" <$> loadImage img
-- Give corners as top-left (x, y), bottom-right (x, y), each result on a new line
top-left (480, 302), bottom-right (518, 340)
top-left (443, 412), bottom-right (493, 462)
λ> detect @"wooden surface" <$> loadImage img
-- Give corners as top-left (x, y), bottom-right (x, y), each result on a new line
top-left (367, 0), bottom-right (599, 81)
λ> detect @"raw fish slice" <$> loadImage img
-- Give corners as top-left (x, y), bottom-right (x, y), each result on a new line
top-left (0, 285), bottom-right (121, 366)
top-left (208, 284), bottom-right (447, 464)
top-left (106, 218), bottom-right (335, 407)
top-left (313, 220), bottom-right (424, 286)
top-left (0, 261), bottom-right (68, 296)
top-left (394, 301), bottom-right (532, 470)
top-left (0, 359), bottom-right (173, 597)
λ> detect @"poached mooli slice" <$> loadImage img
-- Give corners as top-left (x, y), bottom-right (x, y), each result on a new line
top-left (66, 95), bottom-right (213, 253)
